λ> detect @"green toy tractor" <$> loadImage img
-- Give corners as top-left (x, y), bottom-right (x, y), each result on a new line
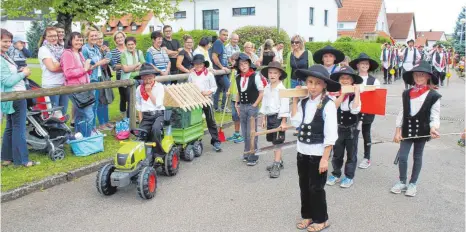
top-left (96, 118), bottom-right (180, 199)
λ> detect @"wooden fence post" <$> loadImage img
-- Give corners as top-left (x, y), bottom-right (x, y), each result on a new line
top-left (129, 83), bottom-right (137, 129)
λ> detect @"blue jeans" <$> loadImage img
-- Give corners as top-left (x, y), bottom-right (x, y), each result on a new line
top-left (291, 79), bottom-right (303, 88)
top-left (70, 97), bottom-right (95, 137)
top-left (231, 100), bottom-right (240, 122)
top-left (92, 87), bottom-right (109, 127)
top-left (1, 100), bottom-right (29, 165)
top-left (239, 104), bottom-right (259, 159)
top-left (49, 94), bottom-right (69, 115)
top-left (213, 74), bottom-right (230, 110)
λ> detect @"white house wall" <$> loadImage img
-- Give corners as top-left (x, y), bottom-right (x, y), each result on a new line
top-left (164, 0), bottom-right (338, 42)
top-left (375, 1), bottom-right (389, 33)
top-left (406, 19), bottom-right (416, 41)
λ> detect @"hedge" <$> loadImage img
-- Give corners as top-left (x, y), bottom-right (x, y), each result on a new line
top-left (305, 42), bottom-right (382, 65)
top-left (104, 29), bottom-right (217, 52)
top-left (233, 26), bottom-right (291, 56)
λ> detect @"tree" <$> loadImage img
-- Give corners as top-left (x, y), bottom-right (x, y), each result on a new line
top-left (26, 17), bottom-right (53, 58)
top-left (3, 0), bottom-right (181, 36)
top-left (453, 6), bottom-right (466, 55)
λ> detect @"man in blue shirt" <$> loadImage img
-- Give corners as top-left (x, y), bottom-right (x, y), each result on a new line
top-left (211, 29), bottom-right (231, 112)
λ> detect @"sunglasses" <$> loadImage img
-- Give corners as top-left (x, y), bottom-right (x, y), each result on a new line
top-left (291, 41), bottom-right (301, 45)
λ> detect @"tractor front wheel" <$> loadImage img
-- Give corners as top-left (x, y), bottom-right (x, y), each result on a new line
top-left (183, 144), bottom-right (195, 161)
top-left (137, 166), bottom-right (157, 200)
top-left (163, 147), bottom-right (180, 176)
top-left (96, 164), bottom-right (117, 196)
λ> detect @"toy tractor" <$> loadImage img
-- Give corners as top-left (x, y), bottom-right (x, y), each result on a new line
top-left (96, 117), bottom-right (180, 199)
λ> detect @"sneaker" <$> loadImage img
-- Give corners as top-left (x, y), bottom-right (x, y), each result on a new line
top-left (266, 160), bottom-right (284, 171)
top-left (405, 183), bottom-right (417, 197)
top-left (269, 163), bottom-right (281, 178)
top-left (390, 181), bottom-right (407, 194)
top-left (243, 155), bottom-right (249, 162)
top-left (247, 159), bottom-right (258, 166)
top-left (326, 175), bottom-right (340, 186)
top-left (358, 159), bottom-right (371, 169)
top-left (227, 133), bottom-right (239, 141)
top-left (213, 142), bottom-right (222, 152)
top-left (234, 135), bottom-right (244, 143)
top-left (340, 177), bottom-right (354, 188)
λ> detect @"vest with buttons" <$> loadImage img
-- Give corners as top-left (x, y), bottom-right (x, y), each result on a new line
top-left (297, 96), bottom-right (331, 145)
top-left (359, 75), bottom-right (376, 124)
top-left (337, 95), bottom-right (358, 126)
top-left (236, 73), bottom-right (259, 104)
top-left (401, 89), bottom-right (441, 140)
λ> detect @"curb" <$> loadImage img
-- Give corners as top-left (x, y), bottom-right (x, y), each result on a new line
top-left (1, 121), bottom-right (235, 203)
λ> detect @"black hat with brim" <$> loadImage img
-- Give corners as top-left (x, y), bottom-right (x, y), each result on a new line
top-left (134, 63), bottom-right (158, 80)
top-left (234, 53), bottom-right (257, 71)
top-left (330, 66), bottom-right (363, 84)
top-left (349, 52), bottom-right (380, 72)
top-left (313, 45), bottom-right (345, 65)
top-left (192, 54), bottom-right (210, 68)
top-left (295, 64), bottom-right (341, 92)
top-left (403, 61), bottom-right (439, 85)
top-left (260, 61), bottom-right (287, 80)
top-left (407, 39), bottom-right (415, 44)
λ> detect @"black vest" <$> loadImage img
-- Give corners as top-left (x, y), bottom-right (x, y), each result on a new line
top-left (297, 96), bottom-right (331, 145)
top-left (337, 95), bottom-right (358, 126)
top-left (401, 89), bottom-right (441, 140)
top-left (236, 73), bottom-right (259, 104)
top-left (358, 75), bottom-right (376, 124)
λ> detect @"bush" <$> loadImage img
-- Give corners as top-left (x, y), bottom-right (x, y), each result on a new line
top-left (104, 29), bottom-right (217, 52)
top-left (305, 42), bottom-right (382, 65)
top-left (336, 36), bottom-right (353, 42)
top-left (376, 36), bottom-right (391, 44)
top-left (233, 26), bottom-right (291, 55)
top-left (26, 18), bottom-right (53, 58)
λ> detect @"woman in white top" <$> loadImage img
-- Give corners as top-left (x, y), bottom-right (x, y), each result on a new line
top-left (193, 36), bottom-right (212, 68)
top-left (38, 27), bottom-right (67, 115)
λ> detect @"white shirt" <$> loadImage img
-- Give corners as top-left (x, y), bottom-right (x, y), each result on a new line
top-left (396, 90), bottom-right (440, 129)
top-left (329, 95), bottom-right (361, 114)
top-left (432, 52), bottom-right (446, 72)
top-left (399, 47), bottom-right (421, 71)
top-left (135, 82), bottom-right (165, 112)
top-left (188, 70), bottom-right (218, 96)
top-left (380, 48), bottom-right (392, 69)
top-left (274, 48), bottom-right (283, 64)
top-left (38, 46), bottom-right (65, 88)
top-left (259, 82), bottom-right (289, 118)
top-left (291, 95), bottom-right (338, 156)
top-left (359, 75), bottom-right (381, 92)
top-left (239, 72), bottom-right (264, 92)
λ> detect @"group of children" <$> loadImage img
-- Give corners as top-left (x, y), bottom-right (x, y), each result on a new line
top-left (134, 44), bottom-right (442, 231)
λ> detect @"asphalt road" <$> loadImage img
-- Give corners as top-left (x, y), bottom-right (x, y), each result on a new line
top-left (1, 74), bottom-right (465, 232)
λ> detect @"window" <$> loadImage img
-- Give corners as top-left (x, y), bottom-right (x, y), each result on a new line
top-left (309, 7), bottom-right (314, 25)
top-left (106, 26), bottom-right (111, 32)
top-left (324, 10), bottom-right (328, 26)
top-left (174, 11), bottom-right (187, 19)
top-left (149, 26), bottom-right (155, 32)
top-left (16, 22), bottom-right (25, 32)
top-left (338, 23), bottom-right (344, 29)
top-left (131, 23), bottom-right (137, 31)
top-left (232, 7), bottom-right (255, 16)
top-left (117, 22), bottom-right (123, 31)
top-left (365, 35), bottom-right (369, 39)
top-left (203, 9), bottom-right (219, 30)
top-left (309, 37), bottom-right (314, 42)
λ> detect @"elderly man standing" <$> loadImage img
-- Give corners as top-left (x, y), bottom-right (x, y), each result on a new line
top-left (225, 33), bottom-right (241, 67)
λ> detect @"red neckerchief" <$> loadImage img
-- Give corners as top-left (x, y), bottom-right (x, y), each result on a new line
top-left (195, 67), bottom-right (208, 76)
top-left (409, 84), bottom-right (429, 99)
top-left (339, 91), bottom-right (354, 102)
top-left (241, 68), bottom-right (255, 88)
top-left (141, 82), bottom-right (155, 101)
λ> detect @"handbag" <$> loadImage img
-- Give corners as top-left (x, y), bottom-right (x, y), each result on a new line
top-left (70, 53), bottom-right (95, 108)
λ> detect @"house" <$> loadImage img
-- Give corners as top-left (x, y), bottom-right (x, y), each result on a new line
top-left (159, 0), bottom-right (343, 42)
top-left (386, 13), bottom-right (417, 45)
top-left (416, 30), bottom-right (447, 49)
top-left (337, 0), bottom-right (391, 40)
top-left (102, 12), bottom-right (160, 35)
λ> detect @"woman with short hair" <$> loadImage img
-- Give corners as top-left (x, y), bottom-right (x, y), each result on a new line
top-left (176, 34), bottom-right (194, 74)
top-left (193, 36), bottom-right (212, 68)
top-left (244, 42), bottom-right (259, 66)
top-left (145, 30), bottom-right (170, 76)
top-left (110, 31), bottom-right (127, 117)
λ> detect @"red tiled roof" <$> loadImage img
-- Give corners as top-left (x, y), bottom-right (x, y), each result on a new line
top-left (102, 12), bottom-right (154, 35)
top-left (415, 36), bottom-right (428, 47)
top-left (377, 31), bottom-right (390, 38)
top-left (338, 9), bottom-right (363, 22)
top-left (337, 0), bottom-right (384, 38)
top-left (417, 31), bottom-right (445, 41)
top-left (386, 13), bottom-right (415, 39)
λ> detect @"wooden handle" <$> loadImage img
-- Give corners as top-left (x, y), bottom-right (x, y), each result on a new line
top-left (254, 125), bottom-right (293, 137)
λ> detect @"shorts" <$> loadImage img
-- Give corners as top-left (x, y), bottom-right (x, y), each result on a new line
top-left (266, 114), bottom-right (285, 145)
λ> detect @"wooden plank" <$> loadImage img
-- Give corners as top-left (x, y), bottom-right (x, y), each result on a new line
top-left (129, 85), bottom-right (137, 129)
top-left (165, 85), bottom-right (188, 111)
top-left (178, 83), bottom-right (201, 108)
top-left (184, 83), bottom-right (207, 108)
top-left (278, 88), bottom-right (308, 98)
top-left (186, 83), bottom-right (210, 107)
top-left (174, 84), bottom-right (196, 110)
top-left (170, 85), bottom-right (193, 111)
top-left (249, 116), bottom-right (256, 153)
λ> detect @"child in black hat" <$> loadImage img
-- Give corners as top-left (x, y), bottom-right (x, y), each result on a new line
top-left (349, 53), bottom-right (380, 169)
top-left (391, 61), bottom-right (441, 197)
top-left (313, 45), bottom-right (345, 75)
top-left (259, 61), bottom-right (289, 178)
top-left (326, 66), bottom-right (362, 188)
top-left (188, 54), bottom-right (222, 152)
top-left (291, 64), bottom-right (340, 232)
top-left (234, 53), bottom-right (264, 166)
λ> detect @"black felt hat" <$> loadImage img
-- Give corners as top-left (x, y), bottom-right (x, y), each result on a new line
top-left (260, 61), bottom-right (287, 80)
top-left (233, 53), bottom-right (257, 71)
top-left (349, 52), bottom-right (380, 72)
top-left (295, 64), bottom-right (341, 92)
top-left (330, 66), bottom-right (363, 84)
top-left (133, 63), bottom-right (158, 80)
top-left (407, 39), bottom-right (415, 44)
top-left (403, 61), bottom-right (439, 85)
top-left (313, 45), bottom-right (345, 65)
top-left (192, 54), bottom-right (210, 68)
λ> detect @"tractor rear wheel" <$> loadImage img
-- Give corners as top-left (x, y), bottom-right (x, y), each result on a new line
top-left (163, 147), bottom-right (180, 176)
top-left (96, 164), bottom-right (117, 196)
top-left (137, 166), bottom-right (157, 200)
top-left (193, 141), bottom-right (203, 157)
top-left (183, 144), bottom-right (195, 161)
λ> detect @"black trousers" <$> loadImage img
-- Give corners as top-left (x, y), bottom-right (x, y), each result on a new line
top-left (297, 153), bottom-right (328, 223)
top-left (118, 87), bottom-right (130, 117)
top-left (383, 66), bottom-right (392, 83)
top-left (203, 105), bottom-right (220, 145)
top-left (354, 123), bottom-right (372, 160)
top-left (432, 69), bottom-right (445, 85)
top-left (401, 68), bottom-right (410, 89)
top-left (331, 127), bottom-right (358, 179)
top-left (139, 111), bottom-right (164, 148)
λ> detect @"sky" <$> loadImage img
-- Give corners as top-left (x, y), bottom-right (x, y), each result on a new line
top-left (385, 0), bottom-right (465, 34)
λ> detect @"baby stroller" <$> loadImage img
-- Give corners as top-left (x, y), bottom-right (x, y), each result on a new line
top-left (25, 79), bottom-right (71, 161)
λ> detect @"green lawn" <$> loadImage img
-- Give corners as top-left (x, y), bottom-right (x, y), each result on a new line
top-left (1, 68), bottom-right (233, 192)
top-left (27, 58), bottom-right (40, 64)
